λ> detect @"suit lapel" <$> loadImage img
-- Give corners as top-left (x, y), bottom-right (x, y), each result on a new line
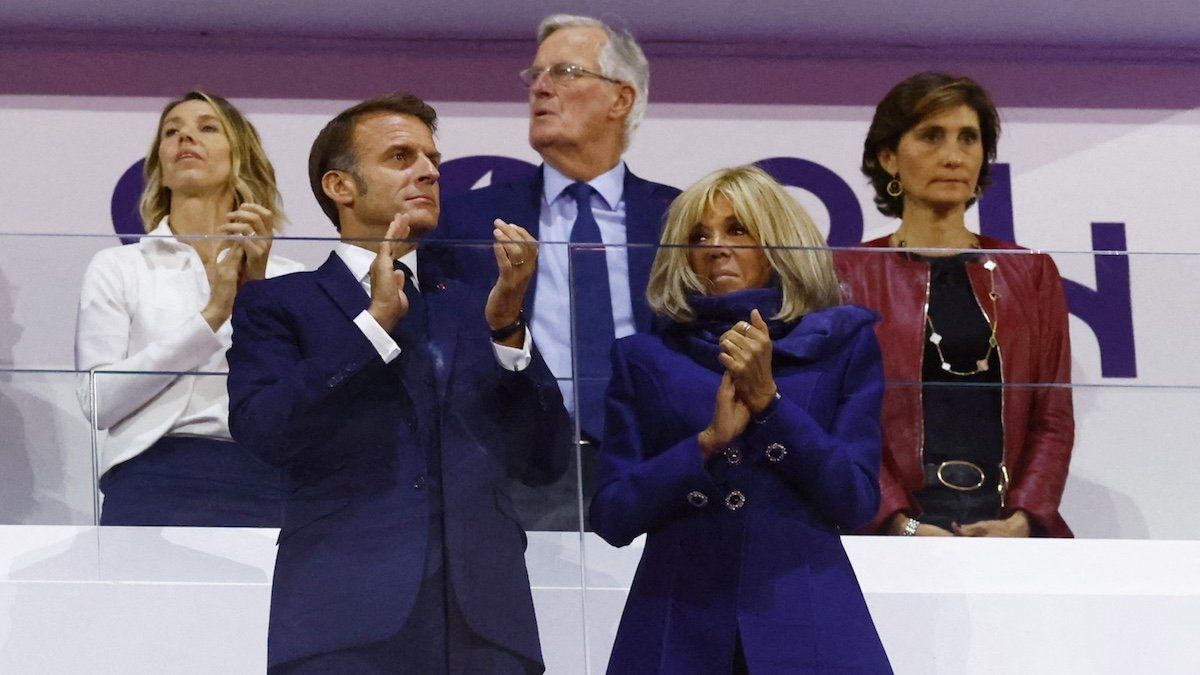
top-left (515, 170), bottom-right (544, 319)
top-left (514, 169), bottom-right (544, 241)
top-left (315, 252), bottom-right (370, 323)
top-left (623, 171), bottom-right (665, 332)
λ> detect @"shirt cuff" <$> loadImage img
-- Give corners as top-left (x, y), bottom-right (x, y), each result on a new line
top-left (492, 325), bottom-right (532, 372)
top-left (353, 310), bottom-right (402, 364)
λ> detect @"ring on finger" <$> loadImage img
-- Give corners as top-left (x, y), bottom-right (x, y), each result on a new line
top-left (737, 321), bottom-right (750, 335)
top-left (513, 259), bottom-right (527, 267)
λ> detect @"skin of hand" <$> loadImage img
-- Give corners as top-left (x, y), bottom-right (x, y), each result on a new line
top-left (718, 309), bottom-right (778, 413)
top-left (201, 245), bottom-right (246, 332)
top-left (218, 202), bottom-right (276, 285)
top-left (954, 510), bottom-right (1032, 537)
top-left (887, 514), bottom-right (955, 537)
top-left (366, 213), bottom-right (415, 332)
top-left (485, 219), bottom-right (538, 347)
top-left (697, 372), bottom-right (751, 461)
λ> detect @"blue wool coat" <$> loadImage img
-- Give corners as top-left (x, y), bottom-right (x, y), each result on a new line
top-left (591, 305), bottom-right (893, 674)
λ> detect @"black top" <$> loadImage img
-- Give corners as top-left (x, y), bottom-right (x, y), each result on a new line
top-left (918, 254), bottom-right (1004, 468)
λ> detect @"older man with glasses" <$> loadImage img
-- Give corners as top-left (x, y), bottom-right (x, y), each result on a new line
top-left (436, 14), bottom-right (680, 531)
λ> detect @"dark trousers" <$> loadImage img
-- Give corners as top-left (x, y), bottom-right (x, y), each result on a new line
top-left (99, 436), bottom-right (282, 527)
top-left (733, 631), bottom-right (749, 674)
top-left (270, 575), bottom-right (543, 674)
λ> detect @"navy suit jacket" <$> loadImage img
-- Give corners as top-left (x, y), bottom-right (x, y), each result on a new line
top-left (591, 306), bottom-right (892, 673)
top-left (430, 165), bottom-right (680, 333)
top-left (226, 252), bottom-right (570, 668)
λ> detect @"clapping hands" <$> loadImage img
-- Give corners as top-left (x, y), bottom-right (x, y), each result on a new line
top-left (699, 309), bottom-right (778, 460)
top-left (366, 213), bottom-right (416, 332)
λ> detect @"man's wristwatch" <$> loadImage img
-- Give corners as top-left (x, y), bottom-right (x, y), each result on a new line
top-left (490, 312), bottom-right (525, 342)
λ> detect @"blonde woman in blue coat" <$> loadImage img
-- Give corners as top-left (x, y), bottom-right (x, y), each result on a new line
top-left (591, 165), bottom-right (892, 674)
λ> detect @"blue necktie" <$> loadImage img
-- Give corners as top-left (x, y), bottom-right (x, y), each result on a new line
top-left (566, 182), bottom-right (615, 442)
top-left (393, 261), bottom-right (428, 342)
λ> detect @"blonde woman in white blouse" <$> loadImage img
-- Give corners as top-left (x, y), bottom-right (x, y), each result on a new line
top-left (76, 91), bottom-right (302, 526)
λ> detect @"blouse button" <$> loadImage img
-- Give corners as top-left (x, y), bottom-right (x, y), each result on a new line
top-left (765, 443), bottom-right (787, 463)
top-left (686, 491), bottom-right (709, 508)
top-left (724, 490), bottom-right (746, 511)
top-left (723, 447), bottom-right (742, 466)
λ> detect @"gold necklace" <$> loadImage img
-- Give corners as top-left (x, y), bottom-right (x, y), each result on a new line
top-left (897, 237), bottom-right (1000, 377)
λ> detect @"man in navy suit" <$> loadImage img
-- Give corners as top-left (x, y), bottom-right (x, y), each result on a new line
top-left (434, 14), bottom-right (680, 529)
top-left (227, 94), bottom-right (569, 673)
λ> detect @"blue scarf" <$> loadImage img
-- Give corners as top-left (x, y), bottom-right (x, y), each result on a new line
top-left (662, 286), bottom-right (794, 373)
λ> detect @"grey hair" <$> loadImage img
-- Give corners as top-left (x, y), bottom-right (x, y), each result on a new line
top-left (538, 13), bottom-right (649, 149)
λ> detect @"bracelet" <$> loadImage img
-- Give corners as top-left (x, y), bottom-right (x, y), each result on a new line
top-left (490, 312), bottom-right (525, 342)
top-left (901, 517), bottom-right (920, 536)
top-left (751, 390), bottom-right (782, 424)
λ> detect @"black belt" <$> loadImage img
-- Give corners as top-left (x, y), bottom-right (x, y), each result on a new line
top-left (923, 460), bottom-right (999, 492)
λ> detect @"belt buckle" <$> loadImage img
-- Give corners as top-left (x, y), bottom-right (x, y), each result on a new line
top-left (936, 460), bottom-right (986, 492)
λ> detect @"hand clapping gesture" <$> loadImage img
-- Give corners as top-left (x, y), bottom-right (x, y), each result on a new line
top-left (718, 309), bottom-right (778, 414)
top-left (485, 219), bottom-right (538, 347)
top-left (219, 202), bottom-right (276, 285)
top-left (366, 213), bottom-right (415, 332)
top-left (200, 203), bottom-right (276, 332)
top-left (201, 245), bottom-right (246, 332)
top-left (699, 309), bottom-right (778, 460)
top-left (698, 372), bottom-right (751, 460)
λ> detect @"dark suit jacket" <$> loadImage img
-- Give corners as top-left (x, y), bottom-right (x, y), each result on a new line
top-left (430, 165), bottom-right (680, 333)
top-left (428, 166), bottom-right (679, 530)
top-left (591, 306), bottom-right (892, 673)
top-left (226, 252), bottom-right (570, 668)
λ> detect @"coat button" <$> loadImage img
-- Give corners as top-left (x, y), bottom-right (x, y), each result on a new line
top-left (435, 282), bottom-right (447, 292)
top-left (686, 491), bottom-right (708, 508)
top-left (724, 490), bottom-right (746, 511)
top-left (765, 443), bottom-right (787, 463)
top-left (413, 476), bottom-right (426, 489)
top-left (723, 447), bottom-right (742, 466)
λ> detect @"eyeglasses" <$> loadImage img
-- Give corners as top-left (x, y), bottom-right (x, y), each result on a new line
top-left (518, 63), bottom-right (623, 88)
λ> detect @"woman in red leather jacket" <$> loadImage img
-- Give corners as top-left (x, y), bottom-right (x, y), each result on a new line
top-left (836, 72), bottom-right (1074, 538)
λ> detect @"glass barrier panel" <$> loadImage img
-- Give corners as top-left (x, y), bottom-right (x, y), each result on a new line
top-left (0, 368), bottom-right (96, 525)
top-left (7, 229), bottom-right (1200, 673)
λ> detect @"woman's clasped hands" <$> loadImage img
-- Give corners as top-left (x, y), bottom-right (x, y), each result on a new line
top-left (699, 309), bottom-right (777, 460)
top-left (201, 203), bottom-right (276, 331)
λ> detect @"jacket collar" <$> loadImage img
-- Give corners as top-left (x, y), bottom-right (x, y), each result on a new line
top-left (773, 305), bottom-right (879, 363)
top-left (541, 161), bottom-right (625, 212)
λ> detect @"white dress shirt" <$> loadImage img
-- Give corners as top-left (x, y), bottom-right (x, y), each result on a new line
top-left (533, 161), bottom-right (635, 412)
top-left (75, 217), bottom-right (304, 476)
top-left (332, 242), bottom-right (531, 370)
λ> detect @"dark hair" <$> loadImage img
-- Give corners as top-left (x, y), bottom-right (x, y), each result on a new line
top-left (308, 93), bottom-right (438, 230)
top-left (861, 72), bottom-right (1001, 218)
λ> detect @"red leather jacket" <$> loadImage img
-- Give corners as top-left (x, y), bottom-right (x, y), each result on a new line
top-left (834, 235), bottom-right (1074, 537)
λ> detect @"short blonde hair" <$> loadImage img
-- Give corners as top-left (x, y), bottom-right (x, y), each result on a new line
top-left (647, 165), bottom-right (841, 323)
top-left (139, 91), bottom-right (283, 232)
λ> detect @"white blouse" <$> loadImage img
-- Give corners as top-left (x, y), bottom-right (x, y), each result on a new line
top-left (75, 218), bottom-right (304, 476)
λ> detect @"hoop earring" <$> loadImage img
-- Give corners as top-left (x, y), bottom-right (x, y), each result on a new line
top-left (886, 177), bottom-right (903, 197)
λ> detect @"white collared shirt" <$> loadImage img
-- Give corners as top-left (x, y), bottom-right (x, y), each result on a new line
top-left (75, 217), bottom-right (304, 475)
top-left (333, 242), bottom-right (531, 370)
top-left (534, 161), bottom-right (635, 412)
